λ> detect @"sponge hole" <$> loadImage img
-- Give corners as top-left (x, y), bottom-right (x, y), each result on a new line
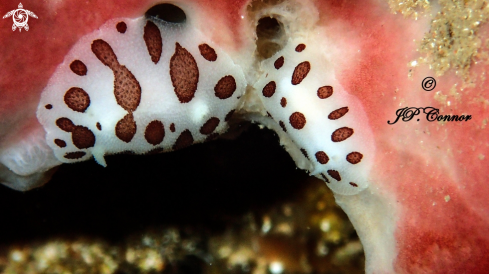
top-left (256, 17), bottom-right (285, 60)
top-left (145, 3), bottom-right (186, 23)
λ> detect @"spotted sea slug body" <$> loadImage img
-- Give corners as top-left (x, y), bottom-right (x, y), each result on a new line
top-left (37, 17), bottom-right (246, 167)
top-left (251, 38), bottom-right (375, 195)
top-left (35, 3), bottom-right (375, 196)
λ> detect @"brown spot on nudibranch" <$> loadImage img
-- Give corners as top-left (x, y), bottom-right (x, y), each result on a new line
top-left (64, 87), bottom-right (90, 113)
top-left (198, 43), bottom-right (217, 61)
top-left (70, 60), bottom-right (87, 76)
top-left (225, 110), bottom-right (236, 122)
top-left (279, 121), bottom-right (287, 132)
top-left (170, 123), bottom-right (176, 132)
top-left (45, 104), bottom-right (53, 110)
top-left (346, 152), bottom-right (363, 164)
top-left (64, 151), bottom-right (86, 159)
top-left (317, 86), bottom-right (333, 99)
top-left (320, 173), bottom-right (330, 183)
top-left (327, 170), bottom-right (341, 181)
top-left (350, 182), bottom-right (358, 187)
top-left (262, 81), bottom-right (276, 98)
top-left (173, 129), bottom-right (193, 150)
top-left (215, 75), bottom-right (237, 99)
top-left (144, 21), bottom-right (162, 64)
top-left (328, 107), bottom-right (349, 120)
top-left (72, 126), bottom-right (96, 149)
top-left (200, 117), bottom-right (220, 135)
top-left (113, 68), bottom-right (141, 112)
top-left (295, 44), bottom-right (306, 52)
top-left (145, 120), bottom-right (165, 145)
top-left (115, 113), bottom-right (137, 143)
top-left (315, 151), bottom-right (329, 164)
top-left (56, 118), bottom-right (76, 132)
top-left (54, 139), bottom-right (66, 148)
top-left (289, 112), bottom-right (306, 129)
top-left (280, 97), bottom-right (287, 107)
top-left (116, 21), bottom-right (127, 33)
top-left (274, 56), bottom-right (284, 69)
top-left (91, 39), bottom-right (119, 68)
top-left (291, 61), bottom-right (310, 85)
top-left (91, 39), bottom-right (141, 112)
top-left (332, 127), bottom-right (354, 142)
top-left (96, 122), bottom-right (102, 131)
top-left (170, 43), bottom-right (199, 103)
top-left (55, 118), bottom-right (95, 149)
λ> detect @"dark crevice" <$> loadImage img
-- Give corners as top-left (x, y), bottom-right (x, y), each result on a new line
top-left (146, 3), bottom-right (187, 24)
top-left (0, 124), bottom-right (306, 244)
top-left (256, 17), bottom-right (286, 60)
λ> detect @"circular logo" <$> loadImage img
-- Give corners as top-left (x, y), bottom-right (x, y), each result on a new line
top-left (422, 77), bottom-right (436, 91)
top-left (13, 10), bottom-right (28, 27)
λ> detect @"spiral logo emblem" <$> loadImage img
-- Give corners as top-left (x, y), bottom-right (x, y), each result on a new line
top-left (422, 77), bottom-right (436, 91)
top-left (13, 9), bottom-right (28, 27)
top-left (2, 3), bottom-right (38, 32)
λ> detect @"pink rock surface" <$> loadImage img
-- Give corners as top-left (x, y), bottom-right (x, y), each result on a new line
top-left (0, 0), bottom-right (488, 273)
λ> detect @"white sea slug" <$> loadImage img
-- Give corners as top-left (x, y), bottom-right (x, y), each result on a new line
top-left (37, 17), bottom-right (246, 167)
top-left (252, 39), bottom-right (375, 195)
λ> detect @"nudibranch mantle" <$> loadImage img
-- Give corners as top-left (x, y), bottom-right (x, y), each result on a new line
top-left (37, 17), bottom-right (246, 167)
top-left (35, 12), bottom-right (375, 196)
top-left (250, 38), bottom-right (375, 195)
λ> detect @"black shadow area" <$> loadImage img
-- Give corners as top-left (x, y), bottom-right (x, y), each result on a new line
top-left (0, 124), bottom-right (308, 244)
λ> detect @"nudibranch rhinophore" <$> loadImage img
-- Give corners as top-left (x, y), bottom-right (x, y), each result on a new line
top-left (1, 0), bottom-right (488, 273)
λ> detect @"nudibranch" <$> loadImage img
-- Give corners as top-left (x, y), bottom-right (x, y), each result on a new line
top-left (1, 0), bottom-right (488, 273)
top-left (37, 16), bottom-right (247, 168)
top-left (36, 13), bottom-right (374, 195)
